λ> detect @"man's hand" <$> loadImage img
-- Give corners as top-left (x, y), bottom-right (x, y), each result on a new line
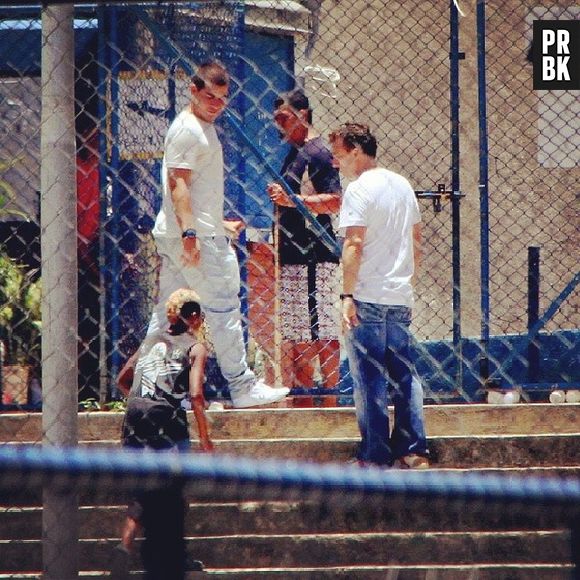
top-left (181, 236), bottom-right (200, 267)
top-left (267, 183), bottom-right (295, 207)
top-left (342, 297), bottom-right (359, 331)
top-left (117, 351), bottom-right (139, 398)
top-left (223, 219), bottom-right (245, 240)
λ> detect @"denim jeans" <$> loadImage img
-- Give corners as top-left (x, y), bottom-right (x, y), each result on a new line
top-left (345, 301), bottom-right (428, 465)
top-left (148, 236), bottom-right (255, 396)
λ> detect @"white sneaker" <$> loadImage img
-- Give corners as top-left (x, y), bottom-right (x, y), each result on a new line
top-left (231, 380), bottom-right (290, 409)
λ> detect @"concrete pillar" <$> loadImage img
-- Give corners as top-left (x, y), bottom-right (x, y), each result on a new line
top-left (40, 3), bottom-right (79, 579)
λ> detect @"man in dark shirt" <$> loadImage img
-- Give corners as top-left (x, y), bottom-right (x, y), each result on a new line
top-left (267, 89), bottom-right (341, 406)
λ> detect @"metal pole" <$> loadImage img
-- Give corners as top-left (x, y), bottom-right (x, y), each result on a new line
top-left (96, 5), bottom-right (109, 404)
top-left (233, 4), bottom-right (250, 347)
top-left (108, 5), bottom-right (123, 392)
top-left (527, 246), bottom-right (540, 382)
top-left (40, 3), bottom-right (79, 579)
top-left (477, 0), bottom-right (491, 386)
top-left (450, 0), bottom-right (463, 392)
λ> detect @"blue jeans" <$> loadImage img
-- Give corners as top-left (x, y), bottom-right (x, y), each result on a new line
top-left (345, 301), bottom-right (428, 465)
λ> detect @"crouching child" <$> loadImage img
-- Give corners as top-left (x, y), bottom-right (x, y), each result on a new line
top-left (111, 288), bottom-right (213, 580)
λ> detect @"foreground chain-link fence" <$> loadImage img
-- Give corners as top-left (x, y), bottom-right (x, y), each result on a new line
top-left (0, 0), bottom-right (578, 409)
top-left (0, 3), bottom-right (578, 579)
top-left (0, 445), bottom-right (578, 578)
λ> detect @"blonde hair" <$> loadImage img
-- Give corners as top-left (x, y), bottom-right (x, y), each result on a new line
top-left (165, 288), bottom-right (201, 325)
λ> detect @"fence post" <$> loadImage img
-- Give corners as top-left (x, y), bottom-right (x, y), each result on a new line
top-left (40, 3), bottom-right (79, 579)
top-left (527, 246), bottom-right (540, 383)
top-left (477, 0), bottom-right (491, 385)
top-left (450, 0), bottom-right (463, 391)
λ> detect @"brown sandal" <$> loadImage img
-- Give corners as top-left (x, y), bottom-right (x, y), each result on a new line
top-left (397, 454), bottom-right (430, 469)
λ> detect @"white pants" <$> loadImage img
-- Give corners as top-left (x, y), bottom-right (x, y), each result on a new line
top-left (148, 236), bottom-right (255, 396)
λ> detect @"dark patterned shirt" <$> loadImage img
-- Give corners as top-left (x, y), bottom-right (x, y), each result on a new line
top-left (278, 136), bottom-right (341, 265)
top-left (129, 330), bottom-right (196, 409)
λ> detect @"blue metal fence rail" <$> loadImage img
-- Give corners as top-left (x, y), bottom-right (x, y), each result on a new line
top-left (0, 445), bottom-right (579, 508)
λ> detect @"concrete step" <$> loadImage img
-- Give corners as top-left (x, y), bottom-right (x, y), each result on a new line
top-left (212, 434), bottom-right (580, 467)
top-left (1, 404), bottom-right (579, 443)
top-left (3, 434), bottom-right (579, 468)
top-left (1, 405), bottom-right (577, 579)
top-left (0, 531), bottom-right (573, 572)
top-left (192, 564), bottom-right (576, 580)
top-left (7, 434), bottom-right (580, 470)
top-left (1, 496), bottom-right (576, 541)
top-left (0, 564), bottom-right (575, 579)
top-left (57, 433), bottom-right (579, 468)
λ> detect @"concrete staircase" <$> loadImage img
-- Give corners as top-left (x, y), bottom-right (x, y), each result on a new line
top-left (0, 403), bottom-right (579, 579)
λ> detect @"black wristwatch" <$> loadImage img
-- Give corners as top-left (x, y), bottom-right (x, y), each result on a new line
top-left (181, 228), bottom-right (197, 239)
top-left (340, 293), bottom-right (354, 300)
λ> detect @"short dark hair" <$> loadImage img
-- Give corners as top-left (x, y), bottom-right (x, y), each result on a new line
top-left (329, 123), bottom-right (377, 158)
top-left (166, 289), bottom-right (202, 334)
top-left (180, 300), bottom-right (201, 320)
top-left (169, 301), bottom-right (202, 335)
top-left (274, 88), bottom-right (313, 124)
top-left (192, 61), bottom-right (229, 91)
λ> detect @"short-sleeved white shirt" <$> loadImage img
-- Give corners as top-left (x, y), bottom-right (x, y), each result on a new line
top-left (338, 167), bottom-right (421, 307)
top-left (153, 110), bottom-right (226, 239)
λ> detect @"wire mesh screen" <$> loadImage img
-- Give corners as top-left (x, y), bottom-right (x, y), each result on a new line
top-left (0, 19), bottom-right (42, 407)
top-left (306, 0), bottom-right (453, 346)
top-left (0, 445), bottom-right (578, 578)
top-left (0, 0), bottom-right (464, 408)
top-left (483, 1), bottom-right (579, 393)
top-left (0, 0), bottom-right (578, 408)
top-left (0, 3), bottom-right (579, 579)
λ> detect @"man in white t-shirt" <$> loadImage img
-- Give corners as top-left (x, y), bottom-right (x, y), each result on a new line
top-left (149, 62), bottom-right (289, 408)
top-left (330, 123), bottom-right (429, 469)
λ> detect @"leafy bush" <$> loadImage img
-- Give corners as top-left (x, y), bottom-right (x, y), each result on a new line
top-left (0, 254), bottom-right (41, 366)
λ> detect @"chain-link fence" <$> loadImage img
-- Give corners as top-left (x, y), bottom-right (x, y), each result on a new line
top-left (482, 1), bottom-right (579, 396)
top-left (0, 445), bottom-right (578, 578)
top-left (0, 3), bottom-right (579, 579)
top-left (0, 0), bottom-right (578, 409)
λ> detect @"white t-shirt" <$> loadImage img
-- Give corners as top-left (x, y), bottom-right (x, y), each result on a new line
top-left (153, 110), bottom-right (226, 239)
top-left (338, 167), bottom-right (421, 307)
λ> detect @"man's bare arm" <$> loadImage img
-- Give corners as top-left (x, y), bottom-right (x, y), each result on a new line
top-left (300, 193), bottom-right (341, 214)
top-left (341, 226), bottom-right (366, 329)
top-left (268, 183), bottom-right (341, 215)
top-left (188, 343), bottom-right (214, 452)
top-left (169, 167), bottom-right (200, 266)
top-left (117, 351), bottom-right (139, 398)
top-left (169, 167), bottom-right (195, 230)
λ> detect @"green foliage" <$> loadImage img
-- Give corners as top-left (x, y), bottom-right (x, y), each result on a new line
top-left (104, 399), bottom-right (127, 412)
top-left (0, 169), bottom-right (40, 369)
top-left (78, 398), bottom-right (127, 412)
top-left (0, 160), bottom-right (30, 222)
top-left (78, 398), bottom-right (101, 411)
top-left (0, 254), bottom-right (41, 365)
top-left (24, 280), bottom-right (42, 323)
